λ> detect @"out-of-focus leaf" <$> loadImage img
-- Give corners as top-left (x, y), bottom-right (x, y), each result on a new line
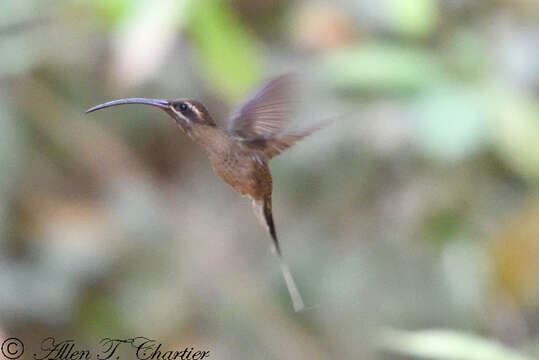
top-left (421, 209), bottom-right (465, 246)
top-left (0, 36), bottom-right (38, 77)
top-left (491, 202), bottom-right (539, 304)
top-left (0, 101), bottom-right (28, 243)
top-left (0, 0), bottom-right (37, 27)
top-left (188, 0), bottom-right (262, 101)
top-left (379, 328), bottom-right (532, 360)
top-left (443, 30), bottom-right (488, 80)
top-left (110, 0), bottom-right (190, 88)
top-left (388, 0), bottom-right (438, 38)
top-left (0, 0), bottom-right (44, 76)
top-left (77, 294), bottom-right (123, 335)
top-left (413, 87), bottom-right (487, 161)
top-left (490, 90), bottom-right (539, 183)
top-left (91, 0), bottom-right (132, 27)
top-left (323, 43), bottom-right (445, 94)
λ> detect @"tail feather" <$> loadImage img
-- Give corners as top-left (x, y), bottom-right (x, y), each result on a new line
top-left (277, 255), bottom-right (305, 312)
top-left (263, 197), bottom-right (280, 255)
top-left (253, 197), bottom-right (305, 312)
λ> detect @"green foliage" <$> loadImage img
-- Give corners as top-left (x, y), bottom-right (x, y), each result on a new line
top-left (76, 293), bottom-right (123, 336)
top-left (323, 43), bottom-right (446, 94)
top-left (421, 209), bottom-right (466, 246)
top-left (491, 90), bottom-right (539, 183)
top-left (0, 102), bottom-right (28, 243)
top-left (389, 0), bottom-right (438, 38)
top-left (92, 0), bottom-right (133, 27)
top-left (413, 86), bottom-right (488, 162)
top-left (187, 0), bottom-right (262, 102)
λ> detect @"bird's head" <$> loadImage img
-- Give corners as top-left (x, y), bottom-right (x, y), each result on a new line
top-left (86, 98), bottom-right (216, 131)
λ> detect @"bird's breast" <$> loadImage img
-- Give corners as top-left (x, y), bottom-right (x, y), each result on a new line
top-left (208, 149), bottom-right (272, 200)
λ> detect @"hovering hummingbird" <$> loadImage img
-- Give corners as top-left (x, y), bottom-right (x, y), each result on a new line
top-left (87, 74), bottom-right (328, 311)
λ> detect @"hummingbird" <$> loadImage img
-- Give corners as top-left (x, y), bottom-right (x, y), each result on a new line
top-left (87, 74), bottom-right (327, 311)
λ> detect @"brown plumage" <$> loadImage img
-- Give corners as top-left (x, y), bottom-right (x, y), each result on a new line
top-left (86, 74), bottom-right (327, 311)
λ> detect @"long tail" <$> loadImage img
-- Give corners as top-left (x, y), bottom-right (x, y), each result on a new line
top-left (262, 197), bottom-right (280, 256)
top-left (253, 197), bottom-right (305, 312)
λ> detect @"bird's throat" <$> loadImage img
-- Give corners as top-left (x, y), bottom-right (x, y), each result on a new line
top-left (187, 125), bottom-right (232, 155)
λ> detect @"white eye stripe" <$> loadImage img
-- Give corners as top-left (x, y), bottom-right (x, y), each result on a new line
top-left (170, 101), bottom-right (203, 123)
top-left (171, 107), bottom-right (189, 122)
top-left (190, 104), bottom-right (202, 118)
top-left (180, 113), bottom-right (191, 122)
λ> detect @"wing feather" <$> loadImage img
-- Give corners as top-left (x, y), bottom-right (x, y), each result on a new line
top-left (241, 119), bottom-right (332, 159)
top-left (228, 74), bottom-right (296, 139)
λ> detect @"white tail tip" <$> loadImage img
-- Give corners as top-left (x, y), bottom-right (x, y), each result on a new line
top-left (278, 257), bottom-right (305, 312)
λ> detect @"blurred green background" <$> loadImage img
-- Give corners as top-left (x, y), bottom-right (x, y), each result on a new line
top-left (1, 0), bottom-right (538, 359)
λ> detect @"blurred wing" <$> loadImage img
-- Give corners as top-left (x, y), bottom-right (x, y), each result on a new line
top-left (243, 119), bottom-right (332, 159)
top-left (228, 74), bottom-right (295, 139)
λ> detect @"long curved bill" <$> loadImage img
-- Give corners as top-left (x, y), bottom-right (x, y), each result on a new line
top-left (86, 98), bottom-right (169, 113)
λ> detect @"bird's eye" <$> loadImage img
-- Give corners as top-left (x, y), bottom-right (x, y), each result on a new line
top-left (175, 103), bottom-right (188, 112)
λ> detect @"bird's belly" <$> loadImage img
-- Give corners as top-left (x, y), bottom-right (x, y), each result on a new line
top-left (209, 152), bottom-right (271, 199)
